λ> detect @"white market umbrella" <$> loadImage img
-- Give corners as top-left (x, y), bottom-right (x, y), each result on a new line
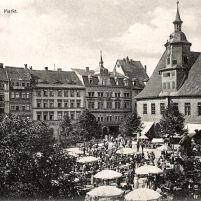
top-left (125, 188), bottom-right (162, 201)
top-left (135, 165), bottom-right (163, 175)
top-left (77, 156), bottom-right (100, 163)
top-left (94, 169), bottom-right (122, 180)
top-left (87, 186), bottom-right (124, 197)
top-left (156, 145), bottom-right (171, 151)
top-left (65, 148), bottom-right (84, 154)
top-left (116, 148), bottom-right (136, 155)
top-left (139, 135), bottom-right (148, 139)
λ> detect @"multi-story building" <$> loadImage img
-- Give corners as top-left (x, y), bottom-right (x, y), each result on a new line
top-left (73, 53), bottom-right (148, 135)
top-left (136, 3), bottom-right (201, 136)
top-left (6, 65), bottom-right (32, 118)
top-left (0, 64), bottom-right (9, 116)
top-left (31, 67), bottom-right (85, 124)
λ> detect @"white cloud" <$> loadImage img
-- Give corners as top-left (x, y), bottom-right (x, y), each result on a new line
top-left (112, 7), bottom-right (174, 55)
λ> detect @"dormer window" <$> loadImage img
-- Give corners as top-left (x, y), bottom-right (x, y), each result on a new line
top-left (89, 79), bottom-right (93, 84)
top-left (102, 79), bottom-right (107, 85)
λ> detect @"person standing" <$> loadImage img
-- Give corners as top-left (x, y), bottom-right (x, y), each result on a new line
top-left (193, 183), bottom-right (199, 200)
top-left (133, 174), bottom-right (139, 189)
top-left (137, 141), bottom-right (140, 152)
top-left (141, 141), bottom-right (145, 153)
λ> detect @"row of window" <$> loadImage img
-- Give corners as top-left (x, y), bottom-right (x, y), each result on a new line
top-left (143, 102), bottom-right (201, 116)
top-left (163, 82), bottom-right (176, 90)
top-left (88, 100), bottom-right (130, 109)
top-left (11, 81), bottom-right (30, 88)
top-left (97, 115), bottom-right (123, 122)
top-left (36, 89), bottom-right (81, 97)
top-left (36, 111), bottom-right (81, 121)
top-left (36, 99), bottom-right (81, 108)
top-left (89, 78), bottom-right (129, 86)
top-left (166, 56), bottom-right (188, 66)
top-left (10, 104), bottom-right (30, 111)
top-left (11, 92), bottom-right (30, 99)
top-left (143, 103), bottom-right (165, 115)
top-left (88, 91), bottom-right (130, 98)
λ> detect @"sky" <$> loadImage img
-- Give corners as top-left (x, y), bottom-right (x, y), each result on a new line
top-left (0, 0), bottom-right (201, 77)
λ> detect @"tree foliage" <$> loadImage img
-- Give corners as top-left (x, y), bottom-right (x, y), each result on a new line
top-left (77, 109), bottom-right (101, 140)
top-left (60, 114), bottom-right (72, 138)
top-left (0, 114), bottom-right (75, 198)
top-left (119, 111), bottom-right (142, 137)
top-left (158, 102), bottom-right (186, 137)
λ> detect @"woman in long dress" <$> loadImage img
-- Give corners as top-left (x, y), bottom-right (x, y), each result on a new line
top-left (133, 174), bottom-right (139, 189)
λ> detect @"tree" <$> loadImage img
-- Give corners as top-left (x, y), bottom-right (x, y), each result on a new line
top-left (60, 114), bottom-right (72, 139)
top-left (119, 111), bottom-right (142, 137)
top-left (77, 109), bottom-right (101, 140)
top-left (0, 114), bottom-right (75, 198)
top-left (158, 102), bottom-right (186, 137)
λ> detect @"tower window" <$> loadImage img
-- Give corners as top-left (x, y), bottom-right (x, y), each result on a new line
top-left (183, 56), bottom-right (188, 64)
top-left (163, 73), bottom-right (170, 78)
top-left (173, 60), bottom-right (177, 65)
top-left (172, 81), bottom-right (175, 89)
top-left (167, 82), bottom-right (170, 89)
top-left (167, 57), bottom-right (170, 65)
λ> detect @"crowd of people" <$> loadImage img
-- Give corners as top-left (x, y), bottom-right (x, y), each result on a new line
top-left (65, 135), bottom-right (201, 200)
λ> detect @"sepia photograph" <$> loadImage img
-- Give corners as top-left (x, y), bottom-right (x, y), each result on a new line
top-left (0, 0), bottom-right (201, 200)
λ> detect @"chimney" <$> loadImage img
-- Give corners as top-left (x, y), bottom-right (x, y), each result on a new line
top-left (29, 66), bottom-right (32, 70)
top-left (0, 63), bottom-right (3, 68)
top-left (144, 65), bottom-right (147, 73)
top-left (45, 67), bottom-right (48, 71)
top-left (57, 68), bottom-right (62, 72)
top-left (126, 56), bottom-right (129, 63)
top-left (24, 64), bottom-right (28, 69)
top-left (86, 67), bottom-right (89, 72)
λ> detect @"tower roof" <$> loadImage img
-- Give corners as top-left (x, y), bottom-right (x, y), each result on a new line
top-left (99, 50), bottom-right (104, 68)
top-left (173, 1), bottom-right (183, 24)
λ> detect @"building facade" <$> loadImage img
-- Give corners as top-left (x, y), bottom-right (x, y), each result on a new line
top-left (136, 3), bottom-right (201, 134)
top-left (0, 64), bottom-right (9, 116)
top-left (73, 53), bottom-right (148, 134)
top-left (5, 65), bottom-right (32, 118)
top-left (31, 67), bottom-right (85, 122)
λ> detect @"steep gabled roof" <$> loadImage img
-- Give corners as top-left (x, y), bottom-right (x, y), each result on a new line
top-left (31, 70), bottom-right (83, 86)
top-left (135, 51), bottom-right (167, 99)
top-left (116, 59), bottom-right (149, 86)
top-left (5, 66), bottom-right (31, 80)
top-left (136, 51), bottom-right (201, 99)
top-left (177, 53), bottom-right (201, 96)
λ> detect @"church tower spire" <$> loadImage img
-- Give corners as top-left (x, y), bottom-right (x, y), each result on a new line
top-left (99, 50), bottom-right (104, 68)
top-left (173, 1), bottom-right (183, 32)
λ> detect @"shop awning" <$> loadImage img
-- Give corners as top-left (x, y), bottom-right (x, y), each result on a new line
top-left (141, 121), bottom-right (154, 135)
top-left (185, 123), bottom-right (201, 137)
